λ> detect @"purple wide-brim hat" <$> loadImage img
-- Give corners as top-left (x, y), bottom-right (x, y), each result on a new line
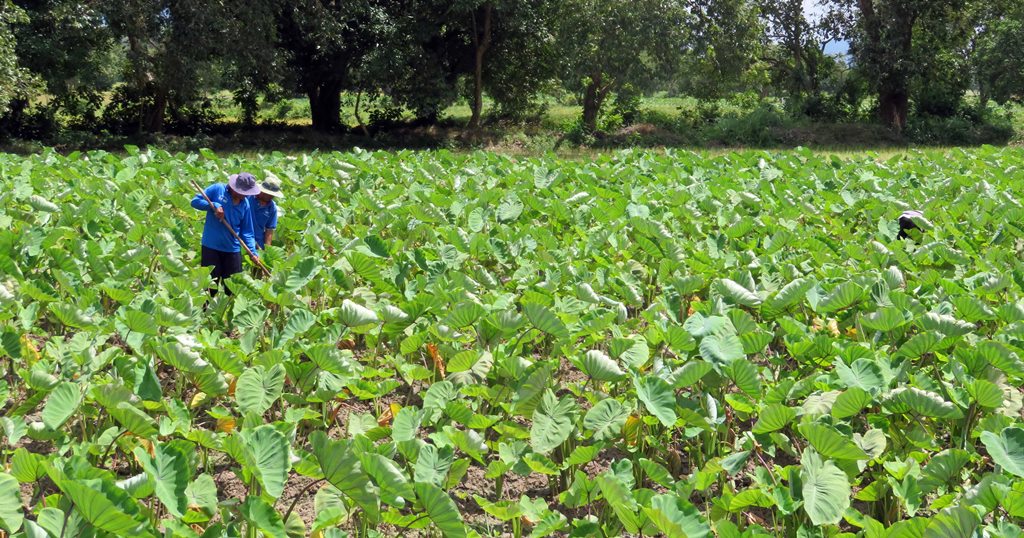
top-left (228, 173), bottom-right (261, 196)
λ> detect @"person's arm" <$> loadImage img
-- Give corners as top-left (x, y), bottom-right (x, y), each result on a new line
top-left (191, 184), bottom-right (222, 212)
top-left (264, 229), bottom-right (274, 248)
top-left (240, 202), bottom-right (259, 258)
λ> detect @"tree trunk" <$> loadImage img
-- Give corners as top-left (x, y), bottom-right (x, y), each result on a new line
top-left (581, 73), bottom-right (610, 133)
top-left (353, 90), bottom-right (370, 137)
top-left (879, 90), bottom-right (909, 132)
top-left (468, 3), bottom-right (493, 130)
top-left (308, 81), bottom-right (342, 131)
top-left (859, 0), bottom-right (917, 131)
top-left (142, 87), bottom-right (167, 133)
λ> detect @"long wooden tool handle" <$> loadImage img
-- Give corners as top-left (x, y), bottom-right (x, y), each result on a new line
top-left (190, 180), bottom-right (271, 277)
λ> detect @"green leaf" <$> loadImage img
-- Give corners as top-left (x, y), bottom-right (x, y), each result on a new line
top-left (9, 449), bottom-right (43, 483)
top-left (310, 432), bottom-right (379, 521)
top-left (0, 473), bottom-right (23, 533)
top-left (595, 473), bottom-right (640, 534)
top-left (923, 506), bottom-right (979, 538)
top-left (339, 300), bottom-right (379, 327)
top-left (579, 350), bottom-right (625, 382)
top-left (920, 313), bottom-right (974, 338)
top-left (799, 449), bottom-right (851, 526)
top-left (727, 359), bottom-right (760, 397)
top-left (642, 494), bottom-right (710, 538)
top-left (721, 451), bottom-right (751, 475)
top-left (110, 402), bottom-right (159, 439)
top-left (832, 387), bottom-right (872, 419)
top-left (124, 310), bottom-right (160, 336)
top-left (244, 425), bottom-right (291, 499)
top-left (718, 279), bottom-right (762, 307)
top-left (835, 358), bottom-right (884, 391)
top-left (284, 257), bottom-right (320, 292)
top-left (698, 330), bottom-right (744, 371)
top-left (444, 302), bottom-right (486, 329)
top-left (49, 470), bottom-right (154, 537)
top-left (673, 360), bottom-right (713, 388)
top-left (392, 407), bottom-right (422, 443)
top-left (752, 403), bottom-right (796, 434)
top-left (583, 399), bottom-right (630, 442)
top-left (414, 482), bottom-right (466, 538)
top-left (414, 444), bottom-right (453, 487)
top-left (42, 381), bottom-right (81, 430)
top-left (966, 379), bottom-right (1004, 408)
top-left (523, 303), bottom-right (569, 340)
top-left (240, 496), bottom-right (287, 538)
top-left (883, 387), bottom-right (963, 419)
top-left (530, 390), bottom-right (579, 454)
top-left (853, 429), bottom-right (887, 460)
top-left (895, 332), bottom-right (944, 359)
top-left (799, 423), bottom-right (869, 460)
top-left (363, 454), bottom-right (414, 508)
top-left (953, 296), bottom-right (994, 322)
top-left (981, 427), bottom-right (1024, 478)
top-left (235, 364), bottom-right (286, 416)
top-left (765, 277), bottom-right (814, 313)
top-left (279, 308), bottom-right (316, 342)
top-left (634, 376), bottom-right (676, 427)
top-left (135, 442), bottom-right (190, 517)
top-left (28, 194), bottom-right (59, 213)
top-left (497, 195), bottom-right (524, 222)
top-left (816, 282), bottom-right (864, 313)
top-left (861, 307), bottom-right (909, 332)
top-left (639, 459), bottom-right (675, 489)
top-left (920, 449), bottom-right (970, 494)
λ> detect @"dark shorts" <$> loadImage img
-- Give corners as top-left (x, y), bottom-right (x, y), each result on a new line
top-left (201, 246), bottom-right (242, 290)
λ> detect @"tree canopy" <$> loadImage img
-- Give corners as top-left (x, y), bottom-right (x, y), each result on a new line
top-left (0, 0), bottom-right (1020, 136)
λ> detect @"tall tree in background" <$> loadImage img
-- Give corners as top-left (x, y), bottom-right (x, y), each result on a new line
top-left (556, 0), bottom-right (687, 132)
top-left (971, 0), bottom-right (1024, 105)
top-left (276, 0), bottom-right (386, 131)
top-left (681, 0), bottom-right (765, 99)
top-left (466, 0), bottom-right (492, 129)
top-left (833, 0), bottom-right (964, 130)
top-left (357, 0), bottom-right (556, 127)
top-left (759, 0), bottom-right (831, 99)
top-left (0, 1), bottom-right (32, 116)
top-left (101, 0), bottom-right (239, 133)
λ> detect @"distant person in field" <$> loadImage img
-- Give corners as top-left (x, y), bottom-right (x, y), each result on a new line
top-left (897, 210), bottom-right (924, 240)
top-left (250, 175), bottom-right (283, 249)
top-left (191, 172), bottom-right (261, 295)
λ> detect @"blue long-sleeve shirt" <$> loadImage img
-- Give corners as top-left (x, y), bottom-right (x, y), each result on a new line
top-left (249, 197), bottom-right (278, 249)
top-left (191, 183), bottom-right (258, 256)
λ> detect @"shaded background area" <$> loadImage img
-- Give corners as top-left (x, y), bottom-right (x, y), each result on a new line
top-left (0, 0), bottom-right (1021, 153)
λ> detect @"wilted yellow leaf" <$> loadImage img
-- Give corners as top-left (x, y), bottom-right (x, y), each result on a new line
top-left (216, 417), bottom-right (236, 433)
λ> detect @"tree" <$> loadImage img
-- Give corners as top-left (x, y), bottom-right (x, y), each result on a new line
top-left (971, 0), bottom-right (1024, 105)
top-left (276, 0), bottom-right (386, 131)
top-left (100, 0), bottom-right (244, 133)
top-left (556, 0), bottom-right (688, 133)
top-left (0, 1), bottom-right (32, 116)
top-left (10, 0), bottom-right (115, 127)
top-left (830, 0), bottom-right (964, 130)
top-left (681, 0), bottom-right (766, 99)
top-left (758, 0), bottom-right (831, 99)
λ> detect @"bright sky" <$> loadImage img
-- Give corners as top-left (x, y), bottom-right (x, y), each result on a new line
top-left (803, 0), bottom-right (823, 19)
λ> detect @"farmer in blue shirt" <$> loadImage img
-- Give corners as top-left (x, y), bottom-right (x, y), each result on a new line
top-left (251, 176), bottom-right (282, 249)
top-left (191, 172), bottom-right (261, 295)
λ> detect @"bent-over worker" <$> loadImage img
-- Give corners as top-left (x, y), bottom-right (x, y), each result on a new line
top-left (250, 176), bottom-right (283, 249)
top-left (191, 172), bottom-right (260, 295)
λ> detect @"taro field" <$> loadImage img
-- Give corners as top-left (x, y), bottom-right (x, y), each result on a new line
top-left (3, 147), bottom-right (1024, 538)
